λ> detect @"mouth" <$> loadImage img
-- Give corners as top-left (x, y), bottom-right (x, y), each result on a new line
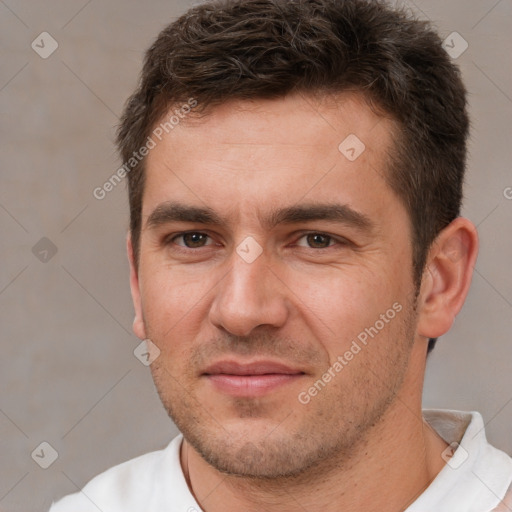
top-left (202, 360), bottom-right (306, 398)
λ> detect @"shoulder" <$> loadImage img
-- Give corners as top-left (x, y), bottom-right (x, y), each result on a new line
top-left (414, 409), bottom-right (512, 512)
top-left (49, 435), bottom-right (183, 512)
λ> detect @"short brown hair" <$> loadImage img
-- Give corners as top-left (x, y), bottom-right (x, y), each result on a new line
top-left (117, 0), bottom-right (469, 353)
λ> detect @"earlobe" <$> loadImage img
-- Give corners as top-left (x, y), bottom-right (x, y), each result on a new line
top-left (127, 232), bottom-right (147, 340)
top-left (416, 217), bottom-right (479, 340)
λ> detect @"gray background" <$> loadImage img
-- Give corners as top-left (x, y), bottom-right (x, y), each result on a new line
top-left (0, 1), bottom-right (511, 511)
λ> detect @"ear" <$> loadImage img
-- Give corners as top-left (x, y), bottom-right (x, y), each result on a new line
top-left (416, 217), bottom-right (479, 339)
top-left (127, 232), bottom-right (147, 340)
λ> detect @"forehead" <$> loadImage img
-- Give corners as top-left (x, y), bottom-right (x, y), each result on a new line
top-left (157, 92), bottom-right (394, 152)
top-left (142, 92), bottom-right (401, 228)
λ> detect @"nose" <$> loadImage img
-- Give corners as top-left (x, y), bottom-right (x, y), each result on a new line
top-left (208, 246), bottom-right (289, 337)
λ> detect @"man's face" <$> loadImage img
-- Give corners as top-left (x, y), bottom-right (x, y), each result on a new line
top-left (130, 93), bottom-right (421, 478)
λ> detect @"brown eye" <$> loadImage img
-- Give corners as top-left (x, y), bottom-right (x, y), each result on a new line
top-left (301, 233), bottom-right (334, 249)
top-left (173, 232), bottom-right (211, 248)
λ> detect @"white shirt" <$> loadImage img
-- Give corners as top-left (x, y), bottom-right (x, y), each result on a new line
top-left (49, 410), bottom-right (512, 512)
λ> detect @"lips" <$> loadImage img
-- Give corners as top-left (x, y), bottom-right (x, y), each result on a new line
top-left (202, 360), bottom-right (305, 397)
top-left (204, 360), bottom-right (303, 376)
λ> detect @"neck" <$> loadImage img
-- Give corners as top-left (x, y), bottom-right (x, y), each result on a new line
top-left (181, 359), bottom-right (448, 511)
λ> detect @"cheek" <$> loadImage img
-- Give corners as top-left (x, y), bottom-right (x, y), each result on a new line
top-left (291, 264), bottom-right (411, 379)
top-left (286, 264), bottom-right (396, 346)
top-left (139, 265), bottom-right (213, 347)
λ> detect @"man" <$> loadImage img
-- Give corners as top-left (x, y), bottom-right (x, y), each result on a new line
top-left (50, 0), bottom-right (512, 510)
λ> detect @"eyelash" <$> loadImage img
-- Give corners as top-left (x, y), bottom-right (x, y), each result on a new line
top-left (165, 231), bottom-right (348, 253)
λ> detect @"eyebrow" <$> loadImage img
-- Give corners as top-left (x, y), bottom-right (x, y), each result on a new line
top-left (145, 201), bottom-right (375, 233)
top-left (146, 202), bottom-right (224, 229)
